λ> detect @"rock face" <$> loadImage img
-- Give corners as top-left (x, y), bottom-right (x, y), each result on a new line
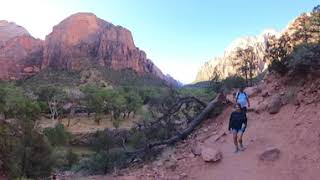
top-left (195, 30), bottom-right (279, 82)
top-left (0, 21), bottom-right (43, 80)
top-left (194, 11), bottom-right (319, 83)
top-left (0, 20), bottom-right (29, 42)
top-left (0, 13), bottom-right (179, 85)
top-left (42, 13), bottom-right (166, 80)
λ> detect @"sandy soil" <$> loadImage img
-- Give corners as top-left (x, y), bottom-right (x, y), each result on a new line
top-left (37, 114), bottom-right (139, 134)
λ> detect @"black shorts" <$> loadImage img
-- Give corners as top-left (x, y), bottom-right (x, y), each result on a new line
top-left (241, 106), bottom-right (247, 113)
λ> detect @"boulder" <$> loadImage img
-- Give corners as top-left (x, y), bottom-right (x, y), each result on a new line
top-left (254, 101), bottom-right (268, 114)
top-left (201, 147), bottom-right (222, 162)
top-left (245, 86), bottom-right (261, 97)
top-left (164, 160), bottom-right (177, 170)
top-left (259, 147), bottom-right (280, 161)
top-left (191, 143), bottom-right (203, 156)
top-left (261, 91), bottom-right (270, 98)
top-left (268, 95), bottom-right (282, 114)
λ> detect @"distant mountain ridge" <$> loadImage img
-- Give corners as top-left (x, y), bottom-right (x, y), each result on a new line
top-left (195, 9), bottom-right (320, 83)
top-left (194, 30), bottom-right (280, 83)
top-left (0, 20), bottom-right (30, 42)
top-left (193, 9), bottom-right (319, 83)
top-left (0, 13), bottom-right (180, 86)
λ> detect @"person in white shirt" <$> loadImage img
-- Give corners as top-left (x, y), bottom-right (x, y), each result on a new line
top-left (235, 87), bottom-right (250, 113)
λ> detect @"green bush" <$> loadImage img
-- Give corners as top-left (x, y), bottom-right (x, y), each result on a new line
top-left (91, 131), bottom-right (114, 152)
top-left (287, 44), bottom-right (320, 74)
top-left (74, 151), bottom-right (129, 175)
top-left (127, 129), bottom-right (145, 149)
top-left (178, 87), bottom-right (215, 101)
top-left (209, 75), bottom-right (246, 93)
top-left (51, 147), bottom-right (79, 170)
top-left (4, 131), bottom-right (54, 179)
top-left (66, 148), bottom-right (79, 169)
top-left (268, 59), bottom-right (289, 75)
top-left (43, 124), bottom-right (71, 147)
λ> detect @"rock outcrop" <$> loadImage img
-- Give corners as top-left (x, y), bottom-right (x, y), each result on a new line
top-left (195, 30), bottom-right (279, 83)
top-left (42, 13), bottom-right (167, 81)
top-left (0, 13), bottom-right (179, 85)
top-left (0, 20), bottom-right (29, 42)
top-left (0, 24), bottom-right (43, 80)
top-left (0, 21), bottom-right (43, 80)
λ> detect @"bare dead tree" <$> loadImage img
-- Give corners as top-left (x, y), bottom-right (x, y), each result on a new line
top-left (126, 93), bottom-right (226, 154)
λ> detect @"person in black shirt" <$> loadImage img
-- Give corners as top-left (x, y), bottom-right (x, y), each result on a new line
top-left (228, 103), bottom-right (247, 153)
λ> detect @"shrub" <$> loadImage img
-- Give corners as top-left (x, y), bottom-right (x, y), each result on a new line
top-left (178, 87), bottom-right (215, 102)
top-left (43, 124), bottom-right (71, 147)
top-left (74, 151), bottom-right (129, 175)
top-left (127, 129), bottom-right (146, 149)
top-left (91, 131), bottom-right (114, 152)
top-left (210, 75), bottom-right (246, 93)
top-left (286, 44), bottom-right (320, 74)
top-left (268, 59), bottom-right (289, 75)
top-left (66, 148), bottom-right (79, 169)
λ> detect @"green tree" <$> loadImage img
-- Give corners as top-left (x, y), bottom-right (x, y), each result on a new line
top-left (0, 85), bottom-right (54, 179)
top-left (35, 85), bottom-right (66, 120)
top-left (43, 124), bottom-right (70, 147)
top-left (124, 90), bottom-right (143, 118)
top-left (234, 46), bottom-right (258, 86)
top-left (81, 85), bottom-right (110, 125)
top-left (310, 5), bottom-right (320, 43)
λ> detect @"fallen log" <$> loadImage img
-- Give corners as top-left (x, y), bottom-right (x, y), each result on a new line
top-left (148, 93), bottom-right (226, 148)
top-left (124, 93), bottom-right (226, 156)
top-left (135, 96), bottom-right (207, 129)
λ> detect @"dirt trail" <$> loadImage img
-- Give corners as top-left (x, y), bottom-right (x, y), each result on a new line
top-left (185, 103), bottom-right (320, 180)
top-left (101, 91), bottom-right (320, 180)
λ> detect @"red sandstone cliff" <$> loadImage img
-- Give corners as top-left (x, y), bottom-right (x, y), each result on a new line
top-left (0, 21), bottom-right (43, 80)
top-left (42, 13), bottom-right (166, 80)
top-left (0, 13), bottom-right (179, 85)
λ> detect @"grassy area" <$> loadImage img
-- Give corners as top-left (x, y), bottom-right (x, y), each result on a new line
top-left (71, 146), bottom-right (94, 157)
top-left (178, 86), bottom-right (216, 102)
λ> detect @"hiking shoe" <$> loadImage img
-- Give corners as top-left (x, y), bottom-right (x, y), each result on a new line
top-left (239, 144), bottom-right (245, 151)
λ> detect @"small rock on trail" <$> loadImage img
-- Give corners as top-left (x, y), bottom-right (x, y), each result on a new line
top-left (201, 146), bottom-right (222, 162)
top-left (259, 147), bottom-right (281, 161)
top-left (191, 142), bottom-right (203, 156)
top-left (268, 95), bottom-right (282, 114)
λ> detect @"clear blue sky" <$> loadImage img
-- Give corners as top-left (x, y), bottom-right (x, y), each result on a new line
top-left (0, 0), bottom-right (318, 83)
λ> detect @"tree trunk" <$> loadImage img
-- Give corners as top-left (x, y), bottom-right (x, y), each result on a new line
top-left (148, 93), bottom-right (226, 148)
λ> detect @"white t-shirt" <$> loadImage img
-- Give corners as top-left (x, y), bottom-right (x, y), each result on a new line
top-left (236, 92), bottom-right (248, 108)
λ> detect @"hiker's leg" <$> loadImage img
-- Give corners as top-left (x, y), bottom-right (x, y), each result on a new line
top-left (239, 131), bottom-right (246, 150)
top-left (239, 132), bottom-right (243, 147)
top-left (233, 131), bottom-right (239, 150)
